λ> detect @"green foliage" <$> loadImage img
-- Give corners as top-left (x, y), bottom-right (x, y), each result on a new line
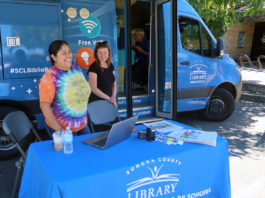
top-left (187, 0), bottom-right (265, 37)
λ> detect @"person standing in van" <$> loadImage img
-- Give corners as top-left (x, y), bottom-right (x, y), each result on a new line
top-left (39, 40), bottom-right (91, 137)
top-left (88, 41), bottom-right (117, 107)
top-left (132, 29), bottom-right (149, 90)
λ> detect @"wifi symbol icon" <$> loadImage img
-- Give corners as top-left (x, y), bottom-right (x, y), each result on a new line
top-left (82, 20), bottom-right (97, 33)
top-left (79, 16), bottom-right (101, 38)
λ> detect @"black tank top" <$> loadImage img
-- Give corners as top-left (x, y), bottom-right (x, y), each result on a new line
top-left (88, 62), bottom-right (115, 103)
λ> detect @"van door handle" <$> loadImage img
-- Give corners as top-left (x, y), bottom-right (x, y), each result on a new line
top-left (180, 61), bottom-right (190, 65)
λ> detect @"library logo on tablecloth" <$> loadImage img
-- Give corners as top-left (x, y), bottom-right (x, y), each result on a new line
top-left (125, 157), bottom-right (181, 198)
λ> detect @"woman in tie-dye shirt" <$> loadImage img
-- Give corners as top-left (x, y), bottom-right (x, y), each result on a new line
top-left (39, 40), bottom-right (91, 137)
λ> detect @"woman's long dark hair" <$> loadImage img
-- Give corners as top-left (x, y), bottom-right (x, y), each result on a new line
top-left (94, 41), bottom-right (111, 68)
top-left (49, 40), bottom-right (69, 65)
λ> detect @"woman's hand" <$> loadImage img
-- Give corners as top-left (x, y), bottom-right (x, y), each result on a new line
top-left (40, 102), bottom-right (62, 131)
top-left (110, 96), bottom-right (118, 107)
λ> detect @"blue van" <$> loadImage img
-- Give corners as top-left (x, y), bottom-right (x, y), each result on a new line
top-left (0, 0), bottom-right (241, 158)
top-left (155, 0), bottom-right (242, 121)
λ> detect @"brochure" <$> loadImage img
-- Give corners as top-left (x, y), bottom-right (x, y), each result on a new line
top-left (155, 134), bottom-right (184, 145)
top-left (168, 129), bottom-right (217, 147)
top-left (143, 120), bottom-right (183, 133)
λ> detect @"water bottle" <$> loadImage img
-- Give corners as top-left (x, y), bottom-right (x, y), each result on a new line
top-left (64, 127), bottom-right (73, 154)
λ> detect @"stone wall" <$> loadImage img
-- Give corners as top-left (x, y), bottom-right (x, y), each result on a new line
top-left (222, 23), bottom-right (255, 61)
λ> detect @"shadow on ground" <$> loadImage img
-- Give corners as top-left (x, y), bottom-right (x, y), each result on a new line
top-left (176, 100), bottom-right (265, 158)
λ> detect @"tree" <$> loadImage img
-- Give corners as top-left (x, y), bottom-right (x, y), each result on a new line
top-left (187, 0), bottom-right (265, 38)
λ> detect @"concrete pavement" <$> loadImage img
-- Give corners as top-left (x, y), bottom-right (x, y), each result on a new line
top-left (177, 100), bottom-right (265, 198)
top-left (241, 67), bottom-right (265, 86)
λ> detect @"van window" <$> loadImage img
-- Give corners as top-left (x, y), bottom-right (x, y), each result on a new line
top-left (179, 17), bottom-right (201, 55)
top-left (179, 17), bottom-right (214, 58)
top-left (202, 26), bottom-right (212, 57)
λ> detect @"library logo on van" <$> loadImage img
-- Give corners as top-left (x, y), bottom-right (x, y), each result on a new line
top-left (189, 64), bottom-right (208, 84)
top-left (126, 157), bottom-right (181, 198)
top-left (79, 15), bottom-right (101, 38)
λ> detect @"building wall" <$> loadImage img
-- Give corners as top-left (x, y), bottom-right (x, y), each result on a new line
top-left (222, 22), bottom-right (255, 61)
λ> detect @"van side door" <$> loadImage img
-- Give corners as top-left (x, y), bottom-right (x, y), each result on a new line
top-left (177, 16), bottom-right (217, 112)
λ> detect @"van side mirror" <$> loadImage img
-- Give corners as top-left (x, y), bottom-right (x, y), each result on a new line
top-left (216, 39), bottom-right (224, 57)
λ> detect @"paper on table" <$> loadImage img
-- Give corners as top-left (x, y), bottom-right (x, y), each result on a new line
top-left (155, 134), bottom-right (184, 145)
top-left (144, 120), bottom-right (183, 133)
top-left (168, 129), bottom-right (217, 147)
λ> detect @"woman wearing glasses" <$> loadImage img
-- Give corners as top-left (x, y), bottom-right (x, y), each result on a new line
top-left (88, 41), bottom-right (117, 107)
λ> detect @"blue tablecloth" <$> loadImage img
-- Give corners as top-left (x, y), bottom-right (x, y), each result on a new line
top-left (19, 121), bottom-right (231, 198)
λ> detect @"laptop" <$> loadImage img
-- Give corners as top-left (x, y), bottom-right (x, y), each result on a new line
top-left (82, 115), bottom-right (138, 149)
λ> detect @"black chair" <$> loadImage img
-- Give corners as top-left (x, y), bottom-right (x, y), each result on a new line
top-left (87, 100), bottom-right (120, 133)
top-left (2, 111), bottom-right (42, 198)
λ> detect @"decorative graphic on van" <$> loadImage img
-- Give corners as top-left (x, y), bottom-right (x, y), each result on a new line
top-left (79, 8), bottom-right (89, 19)
top-left (189, 64), bottom-right (208, 84)
top-left (126, 157), bottom-right (181, 198)
top-left (10, 67), bottom-right (49, 74)
top-left (79, 16), bottom-right (101, 38)
top-left (6, 37), bottom-right (20, 47)
top-left (10, 79), bottom-right (39, 96)
top-left (76, 47), bottom-right (95, 69)
top-left (66, 7), bottom-right (77, 19)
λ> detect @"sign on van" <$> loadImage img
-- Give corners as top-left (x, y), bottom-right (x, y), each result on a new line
top-left (6, 37), bottom-right (20, 47)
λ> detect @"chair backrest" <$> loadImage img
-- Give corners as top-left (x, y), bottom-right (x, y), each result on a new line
top-left (3, 111), bottom-right (42, 198)
top-left (2, 111), bottom-right (38, 142)
top-left (87, 100), bottom-right (119, 125)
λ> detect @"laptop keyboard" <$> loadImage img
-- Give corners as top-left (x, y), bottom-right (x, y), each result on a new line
top-left (94, 138), bottom-right (107, 147)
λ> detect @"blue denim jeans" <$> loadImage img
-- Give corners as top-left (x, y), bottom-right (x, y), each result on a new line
top-left (46, 125), bottom-right (90, 139)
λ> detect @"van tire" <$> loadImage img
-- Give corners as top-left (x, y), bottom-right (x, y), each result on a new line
top-left (0, 107), bottom-right (33, 159)
top-left (201, 88), bottom-right (235, 121)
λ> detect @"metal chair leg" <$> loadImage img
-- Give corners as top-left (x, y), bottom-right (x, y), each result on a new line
top-left (88, 122), bottom-right (95, 133)
top-left (11, 156), bottom-right (24, 198)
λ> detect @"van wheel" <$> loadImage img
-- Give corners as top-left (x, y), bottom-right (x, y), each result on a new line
top-left (201, 88), bottom-right (235, 121)
top-left (0, 107), bottom-right (32, 159)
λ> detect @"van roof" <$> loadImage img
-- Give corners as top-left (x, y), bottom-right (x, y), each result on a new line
top-left (178, 0), bottom-right (200, 18)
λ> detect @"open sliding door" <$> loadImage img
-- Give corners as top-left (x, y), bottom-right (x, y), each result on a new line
top-left (155, 0), bottom-right (177, 119)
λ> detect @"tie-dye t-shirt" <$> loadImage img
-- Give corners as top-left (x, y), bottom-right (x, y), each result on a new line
top-left (39, 65), bottom-right (91, 132)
